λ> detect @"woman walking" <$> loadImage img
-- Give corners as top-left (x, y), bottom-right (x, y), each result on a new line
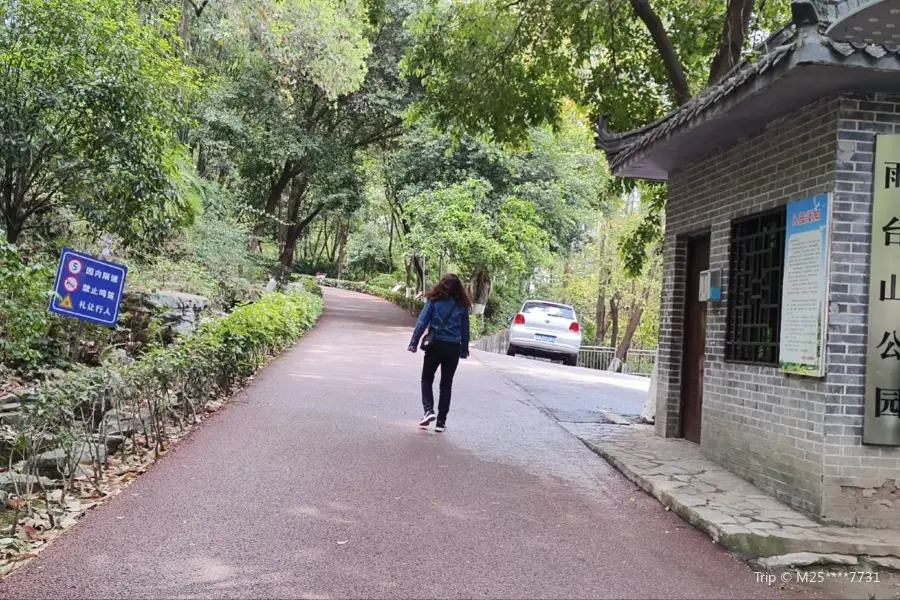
top-left (408, 274), bottom-right (472, 432)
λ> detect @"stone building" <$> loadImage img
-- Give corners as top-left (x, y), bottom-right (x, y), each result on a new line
top-left (597, 0), bottom-right (900, 527)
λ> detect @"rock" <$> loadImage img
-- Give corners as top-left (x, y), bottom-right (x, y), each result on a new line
top-left (0, 490), bottom-right (8, 507)
top-left (107, 348), bottom-right (135, 367)
top-left (123, 291), bottom-right (209, 341)
top-left (0, 411), bottom-right (21, 426)
top-left (91, 433), bottom-right (125, 454)
top-left (753, 553), bottom-right (859, 570)
top-left (0, 401), bottom-right (22, 427)
top-left (864, 556), bottom-right (900, 571)
top-left (0, 472), bottom-right (58, 494)
top-left (35, 443), bottom-right (106, 478)
top-left (100, 407), bottom-right (153, 438)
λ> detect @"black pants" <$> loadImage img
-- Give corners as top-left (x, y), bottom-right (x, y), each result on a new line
top-left (421, 341), bottom-right (460, 423)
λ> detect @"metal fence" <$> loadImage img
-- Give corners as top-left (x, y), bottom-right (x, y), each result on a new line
top-left (473, 331), bottom-right (656, 377)
top-left (579, 346), bottom-right (657, 376)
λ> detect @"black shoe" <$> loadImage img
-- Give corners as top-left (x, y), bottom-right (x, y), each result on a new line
top-left (419, 412), bottom-right (436, 428)
top-left (435, 422), bottom-right (446, 432)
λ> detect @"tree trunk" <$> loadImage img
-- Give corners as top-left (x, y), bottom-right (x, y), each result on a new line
top-left (629, 0), bottom-right (692, 105)
top-left (470, 268), bottom-right (492, 308)
top-left (595, 290), bottom-right (607, 345)
top-left (412, 256), bottom-right (425, 294)
top-left (608, 293), bottom-right (620, 348)
top-left (335, 222), bottom-right (349, 280)
top-left (615, 302), bottom-right (645, 361)
top-left (404, 260), bottom-right (412, 296)
top-left (250, 161), bottom-right (294, 252)
top-left (708, 0), bottom-right (756, 86)
top-left (180, 0), bottom-right (191, 54)
top-left (388, 218), bottom-right (394, 267)
top-left (277, 175), bottom-right (318, 269)
top-left (5, 221), bottom-right (21, 245)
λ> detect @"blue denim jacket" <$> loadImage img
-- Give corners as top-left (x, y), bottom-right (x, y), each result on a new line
top-left (410, 298), bottom-right (470, 358)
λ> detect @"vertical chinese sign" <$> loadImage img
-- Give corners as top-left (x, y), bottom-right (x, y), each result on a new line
top-left (779, 194), bottom-right (831, 376)
top-left (865, 135), bottom-right (900, 445)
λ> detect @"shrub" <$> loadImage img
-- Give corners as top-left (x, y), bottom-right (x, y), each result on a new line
top-left (366, 273), bottom-right (404, 291)
top-left (0, 241), bottom-right (63, 373)
top-left (128, 214), bottom-right (268, 310)
top-left (17, 288), bottom-right (323, 466)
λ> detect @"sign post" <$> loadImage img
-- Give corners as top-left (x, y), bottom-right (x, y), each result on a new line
top-left (865, 135), bottom-right (900, 445)
top-left (48, 248), bottom-right (128, 328)
top-left (778, 194), bottom-right (831, 377)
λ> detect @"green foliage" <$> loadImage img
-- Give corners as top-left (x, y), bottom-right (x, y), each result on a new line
top-left (618, 183), bottom-right (666, 277)
top-left (367, 273), bottom-right (404, 290)
top-left (549, 200), bottom-right (662, 350)
top-left (405, 0), bottom-right (792, 141)
top-left (0, 242), bottom-right (58, 372)
top-left (0, 0), bottom-right (198, 246)
top-left (403, 180), bottom-right (551, 286)
top-left (128, 212), bottom-right (268, 309)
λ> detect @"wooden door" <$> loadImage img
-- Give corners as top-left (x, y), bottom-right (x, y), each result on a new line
top-left (681, 234), bottom-right (710, 444)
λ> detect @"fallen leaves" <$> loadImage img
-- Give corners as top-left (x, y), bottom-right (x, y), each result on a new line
top-left (5, 498), bottom-right (25, 511)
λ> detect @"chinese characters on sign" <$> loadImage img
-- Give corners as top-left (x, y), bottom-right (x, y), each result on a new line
top-left (48, 248), bottom-right (128, 328)
top-left (865, 135), bottom-right (900, 445)
top-left (778, 194), bottom-right (830, 377)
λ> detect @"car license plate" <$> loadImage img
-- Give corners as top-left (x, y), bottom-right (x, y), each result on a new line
top-left (535, 334), bottom-right (556, 343)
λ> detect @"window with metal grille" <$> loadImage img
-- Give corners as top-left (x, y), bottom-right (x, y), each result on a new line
top-left (725, 208), bottom-right (786, 365)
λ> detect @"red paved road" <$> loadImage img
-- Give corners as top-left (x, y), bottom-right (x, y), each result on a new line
top-left (0, 289), bottom-right (782, 599)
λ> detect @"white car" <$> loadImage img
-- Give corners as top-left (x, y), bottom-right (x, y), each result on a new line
top-left (507, 300), bottom-right (582, 366)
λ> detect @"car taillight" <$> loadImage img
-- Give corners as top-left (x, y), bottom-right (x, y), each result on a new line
top-left (513, 314), bottom-right (526, 325)
top-left (569, 322), bottom-right (580, 333)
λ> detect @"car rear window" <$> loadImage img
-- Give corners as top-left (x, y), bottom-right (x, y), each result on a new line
top-left (522, 302), bottom-right (574, 320)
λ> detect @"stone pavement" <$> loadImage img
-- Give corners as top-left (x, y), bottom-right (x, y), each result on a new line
top-left (564, 422), bottom-right (900, 569)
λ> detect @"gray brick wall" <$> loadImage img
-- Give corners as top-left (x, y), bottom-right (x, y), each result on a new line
top-left (823, 92), bottom-right (900, 527)
top-left (658, 92), bottom-right (900, 526)
top-left (661, 97), bottom-right (837, 516)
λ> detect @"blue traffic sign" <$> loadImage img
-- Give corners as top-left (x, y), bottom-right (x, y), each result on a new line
top-left (48, 248), bottom-right (128, 328)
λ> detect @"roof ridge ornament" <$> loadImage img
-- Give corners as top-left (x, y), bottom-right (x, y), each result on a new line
top-left (791, 0), bottom-right (821, 26)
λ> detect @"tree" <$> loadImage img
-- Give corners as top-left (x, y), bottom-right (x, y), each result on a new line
top-left (378, 105), bottom-right (606, 294)
top-left (549, 199), bottom-right (662, 359)
top-left (0, 0), bottom-right (197, 246)
top-left (404, 0), bottom-right (790, 271)
top-left (403, 180), bottom-right (551, 305)
top-left (188, 0), bottom-right (374, 259)
top-left (190, 0), bottom-right (418, 270)
top-left (406, 0), bottom-right (790, 138)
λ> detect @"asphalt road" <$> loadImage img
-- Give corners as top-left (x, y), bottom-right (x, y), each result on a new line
top-left (0, 288), bottom-right (782, 599)
top-left (475, 349), bottom-right (650, 421)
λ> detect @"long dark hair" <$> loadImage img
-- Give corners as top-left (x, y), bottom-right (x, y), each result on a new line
top-left (425, 274), bottom-right (472, 309)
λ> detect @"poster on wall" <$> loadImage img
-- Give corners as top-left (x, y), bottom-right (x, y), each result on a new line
top-left (778, 193), bottom-right (831, 377)
top-left (864, 134), bottom-right (900, 446)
